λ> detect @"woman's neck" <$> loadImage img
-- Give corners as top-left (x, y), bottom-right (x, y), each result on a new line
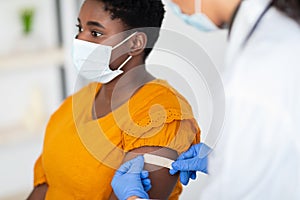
top-left (93, 63), bottom-right (155, 118)
top-left (100, 56), bottom-right (150, 100)
top-left (101, 66), bottom-right (151, 101)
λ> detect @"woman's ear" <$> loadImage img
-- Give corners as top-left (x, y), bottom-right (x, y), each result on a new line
top-left (129, 32), bottom-right (147, 56)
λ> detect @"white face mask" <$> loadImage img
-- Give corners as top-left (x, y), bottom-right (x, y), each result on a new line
top-left (72, 32), bottom-right (136, 84)
top-left (169, 0), bottom-right (219, 32)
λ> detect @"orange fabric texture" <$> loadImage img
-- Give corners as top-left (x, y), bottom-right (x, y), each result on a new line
top-left (33, 79), bottom-right (200, 200)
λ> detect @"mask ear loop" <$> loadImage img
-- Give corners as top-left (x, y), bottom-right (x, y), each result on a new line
top-left (117, 55), bottom-right (132, 70)
top-left (112, 32), bottom-right (137, 50)
top-left (195, 0), bottom-right (201, 13)
top-left (112, 32), bottom-right (137, 70)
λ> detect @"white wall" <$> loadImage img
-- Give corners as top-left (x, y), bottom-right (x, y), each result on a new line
top-left (0, 0), bottom-right (227, 199)
top-left (0, 0), bottom-right (61, 199)
top-left (0, 0), bottom-right (58, 55)
top-left (0, 1), bottom-right (62, 126)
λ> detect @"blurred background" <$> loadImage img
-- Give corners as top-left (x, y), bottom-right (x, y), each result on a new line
top-left (0, 0), bottom-right (227, 199)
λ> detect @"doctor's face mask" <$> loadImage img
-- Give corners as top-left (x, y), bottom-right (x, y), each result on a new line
top-left (169, 0), bottom-right (219, 32)
top-left (72, 32), bottom-right (136, 84)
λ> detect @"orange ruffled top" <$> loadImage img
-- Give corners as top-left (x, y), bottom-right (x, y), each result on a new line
top-left (34, 79), bottom-right (200, 200)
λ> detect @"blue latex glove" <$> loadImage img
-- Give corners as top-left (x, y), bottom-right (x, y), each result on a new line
top-left (169, 143), bottom-right (211, 185)
top-left (140, 170), bottom-right (152, 192)
top-left (111, 156), bottom-right (151, 200)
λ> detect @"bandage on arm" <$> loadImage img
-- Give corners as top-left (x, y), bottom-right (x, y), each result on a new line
top-left (120, 146), bottom-right (179, 199)
top-left (144, 153), bottom-right (174, 169)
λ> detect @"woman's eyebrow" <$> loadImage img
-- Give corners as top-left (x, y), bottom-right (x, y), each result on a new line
top-left (87, 21), bottom-right (105, 29)
top-left (77, 18), bottom-right (105, 29)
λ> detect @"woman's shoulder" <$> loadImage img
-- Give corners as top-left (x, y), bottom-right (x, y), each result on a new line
top-left (127, 79), bottom-right (194, 123)
top-left (135, 79), bottom-right (191, 110)
top-left (71, 82), bottom-right (100, 99)
top-left (50, 82), bottom-right (99, 118)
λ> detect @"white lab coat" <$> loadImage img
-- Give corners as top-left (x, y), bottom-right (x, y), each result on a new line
top-left (200, 0), bottom-right (300, 199)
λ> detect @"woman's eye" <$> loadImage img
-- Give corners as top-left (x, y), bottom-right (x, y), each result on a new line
top-left (91, 31), bottom-right (103, 37)
top-left (76, 24), bottom-right (83, 33)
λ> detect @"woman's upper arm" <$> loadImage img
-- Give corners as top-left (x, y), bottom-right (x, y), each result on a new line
top-left (118, 118), bottom-right (200, 199)
top-left (29, 154), bottom-right (48, 200)
top-left (123, 146), bottom-right (179, 199)
top-left (27, 183), bottom-right (48, 200)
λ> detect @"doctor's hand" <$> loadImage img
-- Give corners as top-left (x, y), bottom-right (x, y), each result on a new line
top-left (111, 156), bottom-right (151, 200)
top-left (169, 143), bottom-right (211, 185)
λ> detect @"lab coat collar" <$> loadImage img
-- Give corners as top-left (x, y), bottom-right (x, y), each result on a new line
top-left (225, 0), bottom-right (273, 70)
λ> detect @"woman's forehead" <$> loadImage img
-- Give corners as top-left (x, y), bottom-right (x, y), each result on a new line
top-left (79, 0), bottom-right (109, 22)
top-left (79, 0), bottom-right (125, 31)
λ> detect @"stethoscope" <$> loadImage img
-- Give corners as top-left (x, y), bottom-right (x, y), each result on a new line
top-left (229, 0), bottom-right (274, 49)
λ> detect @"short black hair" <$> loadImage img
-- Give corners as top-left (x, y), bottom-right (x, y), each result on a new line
top-left (273, 0), bottom-right (300, 25)
top-left (99, 0), bottom-right (166, 59)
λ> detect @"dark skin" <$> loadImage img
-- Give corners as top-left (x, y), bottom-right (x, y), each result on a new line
top-left (76, 0), bottom-right (155, 118)
top-left (27, 183), bottom-right (47, 200)
top-left (119, 147), bottom-right (179, 200)
top-left (27, 0), bottom-right (179, 199)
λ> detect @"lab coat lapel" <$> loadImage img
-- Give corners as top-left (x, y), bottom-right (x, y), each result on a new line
top-left (225, 0), bottom-right (272, 70)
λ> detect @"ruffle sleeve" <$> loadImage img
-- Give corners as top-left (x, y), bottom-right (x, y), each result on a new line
top-left (119, 80), bottom-right (201, 154)
top-left (33, 154), bottom-right (47, 187)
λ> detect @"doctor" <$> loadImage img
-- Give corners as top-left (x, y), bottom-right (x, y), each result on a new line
top-left (112, 0), bottom-right (300, 199)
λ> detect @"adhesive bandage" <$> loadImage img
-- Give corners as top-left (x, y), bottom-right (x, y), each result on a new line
top-left (143, 153), bottom-right (174, 169)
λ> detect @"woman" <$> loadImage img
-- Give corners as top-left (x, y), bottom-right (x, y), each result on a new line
top-left (27, 0), bottom-right (200, 199)
top-left (112, 0), bottom-right (300, 199)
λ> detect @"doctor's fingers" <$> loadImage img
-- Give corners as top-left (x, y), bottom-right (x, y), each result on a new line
top-left (117, 156), bottom-right (144, 176)
top-left (171, 157), bottom-right (202, 172)
top-left (179, 171), bottom-right (194, 186)
top-left (141, 178), bottom-right (152, 192)
top-left (176, 145), bottom-right (198, 161)
top-left (140, 170), bottom-right (149, 179)
top-left (141, 170), bottom-right (151, 191)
